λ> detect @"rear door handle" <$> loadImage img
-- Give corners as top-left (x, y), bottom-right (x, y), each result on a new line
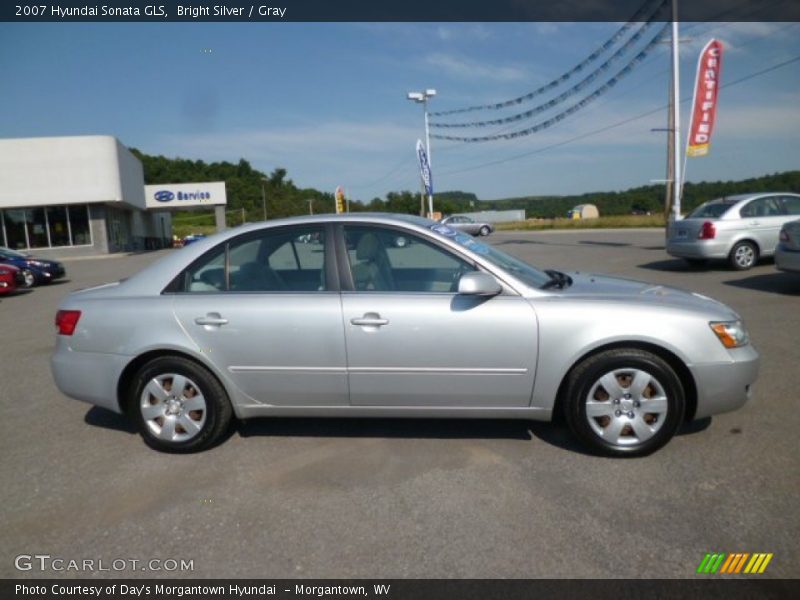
top-left (350, 313), bottom-right (389, 327)
top-left (195, 313), bottom-right (229, 326)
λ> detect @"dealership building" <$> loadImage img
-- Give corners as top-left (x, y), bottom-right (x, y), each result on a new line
top-left (0, 135), bottom-right (226, 257)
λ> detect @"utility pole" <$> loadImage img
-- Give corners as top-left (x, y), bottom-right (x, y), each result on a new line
top-left (664, 68), bottom-right (675, 220)
top-left (260, 178), bottom-right (268, 221)
top-left (307, 199), bottom-right (314, 215)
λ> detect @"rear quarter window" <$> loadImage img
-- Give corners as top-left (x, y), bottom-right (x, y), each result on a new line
top-left (687, 202), bottom-right (735, 219)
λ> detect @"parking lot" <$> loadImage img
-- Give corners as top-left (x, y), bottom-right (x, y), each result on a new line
top-left (1, 227), bottom-right (798, 579)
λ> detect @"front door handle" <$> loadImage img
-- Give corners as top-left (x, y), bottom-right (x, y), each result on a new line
top-left (350, 313), bottom-right (389, 327)
top-left (195, 313), bottom-right (229, 326)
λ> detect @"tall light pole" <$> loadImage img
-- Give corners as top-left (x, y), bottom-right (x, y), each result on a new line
top-left (670, 0), bottom-right (682, 222)
top-left (260, 178), bottom-right (268, 221)
top-left (407, 88), bottom-right (436, 217)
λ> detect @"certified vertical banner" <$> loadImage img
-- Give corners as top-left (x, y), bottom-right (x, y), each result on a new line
top-left (334, 186), bottom-right (345, 214)
top-left (686, 39), bottom-right (723, 157)
top-left (416, 140), bottom-right (433, 196)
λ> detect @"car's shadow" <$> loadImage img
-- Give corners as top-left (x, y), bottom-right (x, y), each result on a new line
top-left (723, 272), bottom-right (800, 295)
top-left (638, 258), bottom-right (713, 272)
top-left (84, 406), bottom-right (138, 434)
top-left (85, 409), bottom-right (713, 456)
top-left (237, 417), bottom-right (534, 441)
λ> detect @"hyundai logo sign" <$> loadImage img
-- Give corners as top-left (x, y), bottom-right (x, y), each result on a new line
top-left (154, 190), bottom-right (175, 203)
top-left (153, 189), bottom-right (212, 203)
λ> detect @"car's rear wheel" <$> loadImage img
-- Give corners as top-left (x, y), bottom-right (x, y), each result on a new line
top-left (479, 225), bottom-right (491, 236)
top-left (729, 241), bottom-right (758, 270)
top-left (563, 348), bottom-right (685, 457)
top-left (129, 356), bottom-right (233, 453)
top-left (20, 268), bottom-right (35, 288)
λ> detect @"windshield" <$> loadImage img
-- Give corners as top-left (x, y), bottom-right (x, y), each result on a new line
top-left (687, 200), bottom-right (737, 219)
top-left (429, 224), bottom-right (551, 289)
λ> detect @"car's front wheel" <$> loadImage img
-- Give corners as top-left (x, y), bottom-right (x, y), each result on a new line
top-left (729, 241), bottom-right (758, 270)
top-left (129, 356), bottom-right (233, 453)
top-left (479, 225), bottom-right (491, 236)
top-left (563, 348), bottom-right (685, 457)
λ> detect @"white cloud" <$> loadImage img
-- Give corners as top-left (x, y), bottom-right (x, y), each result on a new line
top-left (424, 53), bottom-right (528, 83)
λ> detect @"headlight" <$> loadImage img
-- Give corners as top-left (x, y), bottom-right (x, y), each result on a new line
top-left (709, 320), bottom-right (749, 349)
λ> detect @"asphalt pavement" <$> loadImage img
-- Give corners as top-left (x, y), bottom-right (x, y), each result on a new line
top-left (1, 228), bottom-right (798, 579)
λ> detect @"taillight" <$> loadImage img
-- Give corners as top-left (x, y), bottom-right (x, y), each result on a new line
top-left (780, 229), bottom-right (789, 242)
top-left (55, 310), bottom-right (81, 336)
top-left (698, 221), bottom-right (716, 240)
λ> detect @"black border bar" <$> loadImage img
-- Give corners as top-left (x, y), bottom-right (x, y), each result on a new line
top-left (3, 579), bottom-right (800, 600)
top-left (3, 0), bottom-right (800, 22)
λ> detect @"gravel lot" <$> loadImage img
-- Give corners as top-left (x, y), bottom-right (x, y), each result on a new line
top-left (1, 227), bottom-right (798, 579)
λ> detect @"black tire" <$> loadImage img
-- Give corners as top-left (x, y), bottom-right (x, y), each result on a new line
top-left (479, 226), bottom-right (491, 236)
top-left (729, 241), bottom-right (758, 270)
top-left (20, 268), bottom-right (36, 288)
top-left (563, 348), bottom-right (685, 457)
top-left (128, 356), bottom-right (233, 453)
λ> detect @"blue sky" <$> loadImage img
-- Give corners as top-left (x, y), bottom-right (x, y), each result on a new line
top-left (1, 21), bottom-right (799, 201)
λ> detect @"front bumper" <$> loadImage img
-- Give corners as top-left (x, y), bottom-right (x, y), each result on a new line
top-left (690, 344), bottom-right (760, 420)
top-left (775, 244), bottom-right (800, 273)
top-left (666, 239), bottom-right (731, 260)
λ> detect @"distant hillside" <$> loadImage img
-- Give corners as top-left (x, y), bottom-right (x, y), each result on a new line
top-left (484, 171), bottom-right (800, 218)
top-left (128, 148), bottom-right (799, 221)
top-left (129, 149), bottom-right (334, 221)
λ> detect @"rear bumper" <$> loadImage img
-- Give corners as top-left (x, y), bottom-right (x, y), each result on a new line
top-left (666, 239), bottom-right (730, 260)
top-left (51, 340), bottom-right (128, 413)
top-left (775, 244), bottom-right (800, 273)
top-left (690, 344), bottom-right (760, 420)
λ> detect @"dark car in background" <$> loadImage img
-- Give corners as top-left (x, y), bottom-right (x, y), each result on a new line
top-left (0, 247), bottom-right (66, 288)
top-left (775, 219), bottom-right (800, 274)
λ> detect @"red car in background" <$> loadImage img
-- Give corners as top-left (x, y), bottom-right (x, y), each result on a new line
top-left (0, 263), bottom-right (22, 295)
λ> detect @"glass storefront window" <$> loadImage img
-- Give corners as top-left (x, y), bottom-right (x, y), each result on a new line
top-left (3, 209), bottom-right (28, 250)
top-left (68, 205), bottom-right (91, 246)
top-left (26, 207), bottom-right (49, 248)
top-left (47, 206), bottom-right (70, 247)
top-left (0, 204), bottom-right (92, 249)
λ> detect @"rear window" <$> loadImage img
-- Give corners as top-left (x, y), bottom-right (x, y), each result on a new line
top-left (687, 201), bottom-right (736, 219)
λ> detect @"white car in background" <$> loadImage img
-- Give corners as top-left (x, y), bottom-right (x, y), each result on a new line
top-left (666, 193), bottom-right (800, 270)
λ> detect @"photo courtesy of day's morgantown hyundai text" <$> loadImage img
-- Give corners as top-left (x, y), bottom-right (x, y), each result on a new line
top-left (51, 214), bottom-right (759, 457)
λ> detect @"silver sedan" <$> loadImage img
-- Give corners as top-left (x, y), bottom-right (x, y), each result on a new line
top-left (51, 214), bottom-right (759, 457)
top-left (666, 192), bottom-right (800, 269)
top-left (439, 215), bottom-right (494, 236)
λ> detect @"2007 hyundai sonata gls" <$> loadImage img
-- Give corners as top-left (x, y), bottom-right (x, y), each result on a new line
top-left (51, 214), bottom-right (758, 456)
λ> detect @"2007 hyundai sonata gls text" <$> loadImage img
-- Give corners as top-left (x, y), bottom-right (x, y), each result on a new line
top-left (51, 214), bottom-right (759, 456)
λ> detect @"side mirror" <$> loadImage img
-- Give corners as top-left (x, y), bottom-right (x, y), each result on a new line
top-left (457, 272), bottom-right (502, 296)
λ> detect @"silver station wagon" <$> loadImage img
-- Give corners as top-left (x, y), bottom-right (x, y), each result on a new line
top-left (52, 214), bottom-right (759, 457)
top-left (667, 192), bottom-right (800, 269)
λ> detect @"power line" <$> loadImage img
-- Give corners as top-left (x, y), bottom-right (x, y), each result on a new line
top-left (437, 54), bottom-right (800, 176)
top-left (429, 0), bottom-right (668, 117)
top-left (431, 20), bottom-right (661, 129)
